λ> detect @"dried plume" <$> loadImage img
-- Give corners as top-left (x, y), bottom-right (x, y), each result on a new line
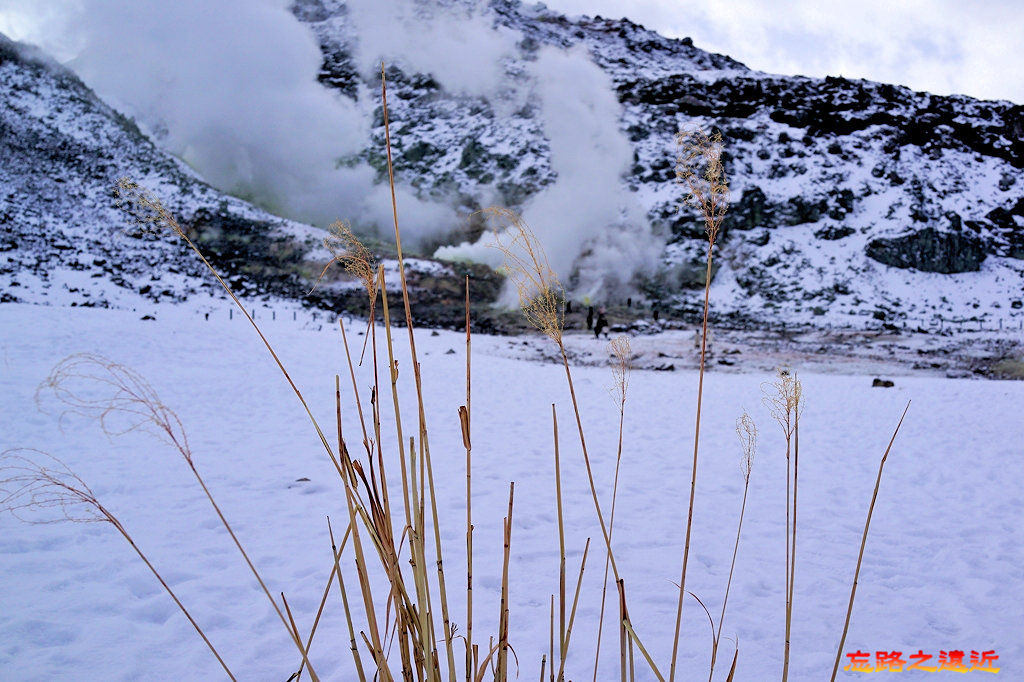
top-left (608, 335), bottom-right (632, 407)
top-left (309, 220), bottom-right (379, 299)
top-left (37, 353), bottom-right (194, 463)
top-left (735, 412), bottom-right (757, 483)
top-left (762, 368), bottom-right (803, 438)
top-left (485, 207), bottom-right (565, 342)
top-left (676, 127), bottom-right (729, 244)
top-left (115, 177), bottom-right (186, 238)
top-left (0, 449), bottom-right (110, 526)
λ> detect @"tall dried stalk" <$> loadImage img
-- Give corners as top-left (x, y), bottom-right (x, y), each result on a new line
top-left (669, 127), bottom-right (729, 682)
top-left (0, 449), bottom-right (236, 681)
top-left (709, 413), bottom-right (757, 681)
top-left (381, 64), bottom-right (457, 680)
top-left (763, 368), bottom-right (803, 682)
top-left (830, 402), bottom-right (910, 682)
top-left (593, 336), bottom-right (632, 682)
top-left (462, 276), bottom-right (475, 682)
top-left (552, 405), bottom-right (568, 676)
top-left (488, 209), bottom-right (663, 681)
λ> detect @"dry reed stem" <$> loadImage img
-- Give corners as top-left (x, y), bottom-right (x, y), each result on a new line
top-left (494, 211), bottom-right (661, 679)
top-left (381, 65), bottom-right (456, 679)
top-left (762, 368), bottom-right (803, 682)
top-left (556, 537), bottom-right (591, 682)
top-left (328, 518), bottom-right (368, 682)
top-left (114, 179), bottom-right (339, 479)
top-left (292, 519), bottom-right (352, 681)
top-left (669, 127), bottom-right (729, 682)
top-left (552, 405), bottom-right (567, 673)
top-left (830, 402), bottom-right (911, 682)
top-left (334, 369), bottom-right (390, 682)
top-left (617, 580), bottom-right (628, 682)
top-left (496, 482), bottom-right (515, 681)
top-left (725, 647), bottom-right (738, 682)
top-left (594, 336), bottom-right (632, 682)
top-left (0, 449), bottom-right (237, 681)
top-left (38, 354), bottom-right (322, 681)
top-left (115, 176), bottom-right (354, 680)
top-left (463, 276), bottom-right (475, 682)
top-left (549, 595), bottom-right (556, 682)
top-left (709, 413), bottom-right (757, 681)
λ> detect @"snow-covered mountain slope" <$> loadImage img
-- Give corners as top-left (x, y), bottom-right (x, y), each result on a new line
top-left (0, 35), bottom-right (310, 309)
top-left (3, 0), bottom-right (1023, 332)
top-left (0, 34), bottom-right (497, 325)
top-left (295, 0), bottom-right (1024, 328)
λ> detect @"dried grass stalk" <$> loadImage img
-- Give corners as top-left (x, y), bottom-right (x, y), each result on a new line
top-left (763, 368), bottom-right (803, 682)
top-left (594, 336), bottom-right (632, 681)
top-left (0, 449), bottom-right (237, 680)
top-left (709, 413), bottom-right (757, 681)
top-left (830, 402), bottom-right (911, 682)
top-left (36, 354), bottom-right (323, 681)
top-left (669, 127), bottom-right (729, 682)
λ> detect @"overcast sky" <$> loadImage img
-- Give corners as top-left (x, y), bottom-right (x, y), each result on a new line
top-left (2, 0), bottom-right (1020, 105)
top-left (542, 0), bottom-right (1024, 103)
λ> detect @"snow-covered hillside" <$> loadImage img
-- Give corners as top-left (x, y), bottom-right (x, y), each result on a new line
top-left (2, 0), bottom-right (1023, 331)
top-left (0, 33), bottom-right (496, 326)
top-left (297, 0), bottom-right (1024, 326)
top-left (1, 302), bottom-right (1022, 679)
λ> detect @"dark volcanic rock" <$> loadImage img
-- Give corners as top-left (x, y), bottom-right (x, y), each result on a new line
top-left (866, 228), bottom-right (986, 273)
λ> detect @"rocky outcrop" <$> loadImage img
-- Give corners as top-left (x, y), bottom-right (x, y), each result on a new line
top-left (866, 229), bottom-right (986, 273)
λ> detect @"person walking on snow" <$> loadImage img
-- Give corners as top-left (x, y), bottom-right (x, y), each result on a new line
top-left (594, 308), bottom-right (608, 339)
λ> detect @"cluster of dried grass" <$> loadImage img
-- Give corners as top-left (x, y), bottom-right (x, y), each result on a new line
top-left (1, 74), bottom-right (913, 682)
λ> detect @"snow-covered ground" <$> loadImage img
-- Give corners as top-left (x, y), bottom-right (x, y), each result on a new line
top-left (1, 301), bottom-right (1022, 680)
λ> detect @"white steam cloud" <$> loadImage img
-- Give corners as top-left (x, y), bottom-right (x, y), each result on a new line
top-left (346, 0), bottom-right (520, 97)
top-left (0, 0), bottom-right (454, 243)
top-left (437, 45), bottom-right (659, 302)
top-left (1, 0), bottom-right (661, 298)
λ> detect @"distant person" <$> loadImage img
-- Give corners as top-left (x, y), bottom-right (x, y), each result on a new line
top-left (586, 305), bottom-right (594, 330)
top-left (566, 300), bottom-right (572, 314)
top-left (627, 297), bottom-right (632, 308)
top-left (693, 327), bottom-right (714, 355)
top-left (653, 306), bottom-right (660, 321)
top-left (594, 308), bottom-right (608, 339)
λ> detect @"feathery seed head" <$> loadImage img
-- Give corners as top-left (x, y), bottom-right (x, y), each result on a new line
top-left (309, 220), bottom-right (379, 300)
top-left (115, 177), bottom-right (185, 238)
top-left (675, 127), bottom-right (729, 244)
top-left (608, 335), bottom-right (632, 407)
top-left (484, 207), bottom-right (565, 343)
top-left (735, 412), bottom-right (757, 483)
top-left (762, 367), bottom-right (803, 438)
top-left (37, 353), bottom-right (194, 464)
top-left (0, 449), bottom-right (111, 525)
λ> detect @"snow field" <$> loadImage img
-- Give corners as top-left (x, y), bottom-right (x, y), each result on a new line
top-left (1, 302), bottom-right (1022, 680)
